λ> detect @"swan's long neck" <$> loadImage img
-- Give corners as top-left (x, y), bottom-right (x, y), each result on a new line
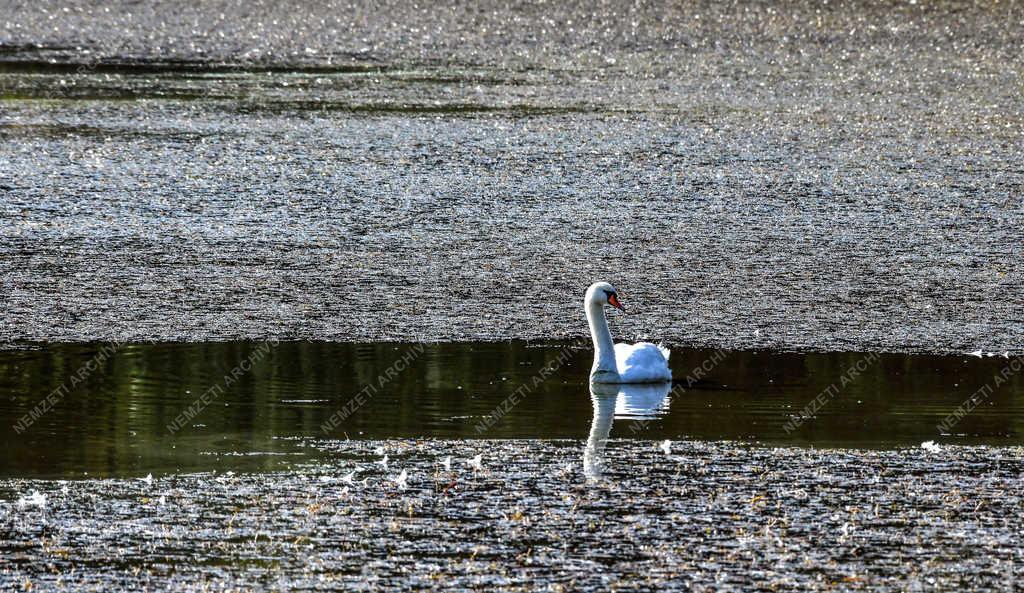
top-left (586, 301), bottom-right (618, 376)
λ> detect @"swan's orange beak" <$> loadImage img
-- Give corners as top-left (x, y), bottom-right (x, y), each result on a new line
top-left (608, 293), bottom-right (624, 311)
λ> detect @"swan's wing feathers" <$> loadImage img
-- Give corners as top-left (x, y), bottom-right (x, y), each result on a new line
top-left (614, 342), bottom-right (672, 383)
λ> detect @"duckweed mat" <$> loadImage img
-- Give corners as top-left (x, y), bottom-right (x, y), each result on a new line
top-left (2, 440), bottom-right (1022, 592)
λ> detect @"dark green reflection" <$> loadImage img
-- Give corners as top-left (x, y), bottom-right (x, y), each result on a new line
top-left (0, 342), bottom-right (1021, 478)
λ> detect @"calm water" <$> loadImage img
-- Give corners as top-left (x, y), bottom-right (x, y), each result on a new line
top-left (1, 341), bottom-right (1021, 478)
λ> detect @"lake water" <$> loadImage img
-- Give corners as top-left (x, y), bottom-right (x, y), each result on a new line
top-left (2, 341), bottom-right (1021, 478)
top-left (3, 4), bottom-right (1024, 589)
top-left (2, 6), bottom-right (1022, 353)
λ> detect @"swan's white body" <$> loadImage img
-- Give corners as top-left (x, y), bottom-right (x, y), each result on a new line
top-left (585, 282), bottom-right (671, 384)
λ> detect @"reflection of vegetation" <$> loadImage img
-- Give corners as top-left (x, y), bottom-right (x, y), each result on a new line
top-left (0, 343), bottom-right (1021, 478)
top-left (0, 341), bottom-right (594, 478)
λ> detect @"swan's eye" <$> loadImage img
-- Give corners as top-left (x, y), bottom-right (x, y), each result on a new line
top-left (604, 291), bottom-right (624, 311)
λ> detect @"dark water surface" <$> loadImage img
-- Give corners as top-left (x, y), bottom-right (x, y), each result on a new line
top-left (2, 341), bottom-right (1021, 478)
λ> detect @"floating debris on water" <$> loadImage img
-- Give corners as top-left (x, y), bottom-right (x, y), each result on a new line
top-left (0, 1), bottom-right (1020, 354)
top-left (2, 439), bottom-right (1023, 591)
top-left (16, 490), bottom-right (46, 509)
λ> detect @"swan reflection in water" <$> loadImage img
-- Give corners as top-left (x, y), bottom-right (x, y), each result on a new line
top-left (584, 382), bottom-right (672, 479)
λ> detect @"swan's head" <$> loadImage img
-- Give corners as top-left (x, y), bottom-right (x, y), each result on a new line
top-left (585, 281), bottom-right (624, 311)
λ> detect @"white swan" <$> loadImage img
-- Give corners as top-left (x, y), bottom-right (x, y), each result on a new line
top-left (585, 282), bottom-right (671, 383)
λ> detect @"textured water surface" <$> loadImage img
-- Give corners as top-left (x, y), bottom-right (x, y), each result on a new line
top-left (3, 440), bottom-right (1023, 592)
top-left (3, 2), bottom-right (1024, 590)
top-left (1, 0), bottom-right (1022, 352)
